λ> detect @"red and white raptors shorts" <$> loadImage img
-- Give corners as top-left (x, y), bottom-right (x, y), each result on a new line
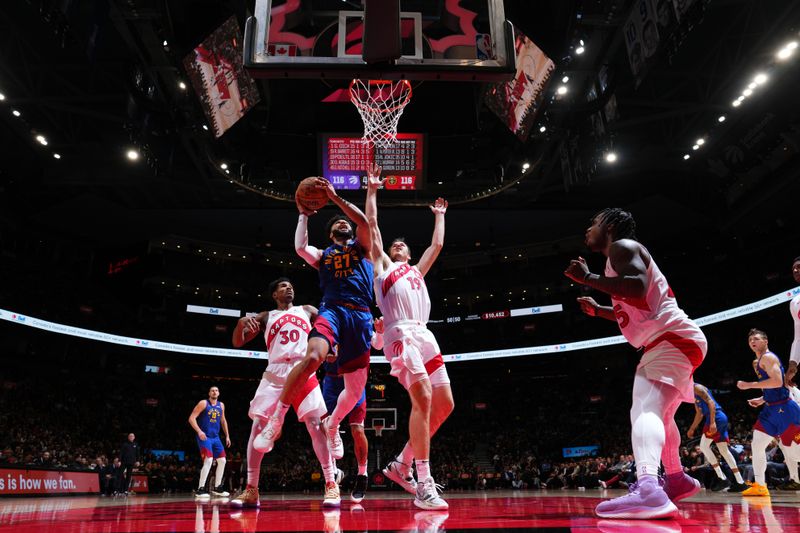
top-left (249, 364), bottom-right (326, 422)
top-left (384, 320), bottom-right (450, 390)
top-left (637, 328), bottom-right (707, 403)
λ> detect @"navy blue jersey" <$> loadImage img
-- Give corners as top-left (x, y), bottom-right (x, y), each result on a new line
top-left (319, 239), bottom-right (374, 308)
top-left (198, 400), bottom-right (223, 438)
top-left (757, 352), bottom-right (789, 404)
top-left (694, 388), bottom-right (724, 421)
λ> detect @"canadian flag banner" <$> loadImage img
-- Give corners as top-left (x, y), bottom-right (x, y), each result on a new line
top-left (268, 44), bottom-right (297, 57)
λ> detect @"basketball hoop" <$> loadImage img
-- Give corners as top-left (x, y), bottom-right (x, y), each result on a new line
top-left (349, 79), bottom-right (412, 148)
top-left (373, 423), bottom-right (385, 437)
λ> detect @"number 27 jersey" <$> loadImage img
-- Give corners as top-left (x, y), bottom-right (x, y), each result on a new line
top-left (264, 306), bottom-right (312, 365)
top-left (375, 261), bottom-right (430, 325)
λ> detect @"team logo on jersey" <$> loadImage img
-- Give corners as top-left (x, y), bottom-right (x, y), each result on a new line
top-left (267, 312), bottom-right (311, 348)
top-left (324, 245), bottom-right (359, 278)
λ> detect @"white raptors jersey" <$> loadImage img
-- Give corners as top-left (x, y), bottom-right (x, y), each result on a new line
top-left (605, 255), bottom-right (701, 348)
top-left (375, 261), bottom-right (431, 325)
top-left (264, 306), bottom-right (312, 366)
top-left (790, 294), bottom-right (800, 364)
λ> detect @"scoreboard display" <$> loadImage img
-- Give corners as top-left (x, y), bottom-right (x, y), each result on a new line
top-left (320, 133), bottom-right (426, 190)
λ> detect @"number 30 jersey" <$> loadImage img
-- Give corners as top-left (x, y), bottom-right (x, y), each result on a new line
top-left (375, 261), bottom-right (431, 326)
top-left (264, 306), bottom-right (312, 368)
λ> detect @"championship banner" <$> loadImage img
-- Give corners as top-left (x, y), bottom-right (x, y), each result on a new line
top-left (485, 30), bottom-right (554, 141)
top-left (623, 0), bottom-right (661, 87)
top-left (0, 468), bottom-right (99, 495)
top-left (183, 16), bottom-right (261, 138)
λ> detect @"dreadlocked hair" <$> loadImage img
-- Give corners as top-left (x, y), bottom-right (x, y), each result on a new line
top-left (595, 208), bottom-right (637, 241)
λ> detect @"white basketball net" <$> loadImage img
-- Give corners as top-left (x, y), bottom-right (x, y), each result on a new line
top-left (349, 79), bottom-right (412, 148)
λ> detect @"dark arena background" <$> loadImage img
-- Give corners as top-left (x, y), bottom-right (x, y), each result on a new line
top-left (1, 1), bottom-right (800, 532)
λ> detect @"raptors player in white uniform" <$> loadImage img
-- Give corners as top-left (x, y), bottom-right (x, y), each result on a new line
top-left (565, 208), bottom-right (707, 520)
top-left (229, 277), bottom-right (339, 508)
top-left (365, 164), bottom-right (452, 510)
top-left (783, 257), bottom-right (800, 387)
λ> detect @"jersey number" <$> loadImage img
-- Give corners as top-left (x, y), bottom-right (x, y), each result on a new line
top-left (333, 253), bottom-right (351, 270)
top-left (279, 329), bottom-right (301, 344)
top-left (408, 277), bottom-right (422, 290)
top-left (613, 304), bottom-right (630, 329)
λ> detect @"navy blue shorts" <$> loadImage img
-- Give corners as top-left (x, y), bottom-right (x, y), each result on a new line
top-left (197, 435), bottom-right (225, 459)
top-left (311, 304), bottom-right (372, 372)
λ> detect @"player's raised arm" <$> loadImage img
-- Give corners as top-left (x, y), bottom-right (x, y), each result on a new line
top-left (314, 177), bottom-right (373, 258)
top-left (564, 240), bottom-right (648, 299)
top-left (416, 198), bottom-right (447, 277)
top-left (294, 201), bottom-right (324, 268)
top-left (232, 312), bottom-right (267, 347)
top-left (365, 163), bottom-right (391, 274)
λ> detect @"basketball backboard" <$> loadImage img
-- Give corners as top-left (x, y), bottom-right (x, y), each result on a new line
top-left (244, 0), bottom-right (515, 81)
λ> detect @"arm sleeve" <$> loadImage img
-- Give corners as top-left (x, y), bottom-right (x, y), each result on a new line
top-left (294, 214), bottom-right (321, 265)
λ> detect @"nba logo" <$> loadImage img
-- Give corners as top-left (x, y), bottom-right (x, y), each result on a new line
top-left (476, 34), bottom-right (494, 60)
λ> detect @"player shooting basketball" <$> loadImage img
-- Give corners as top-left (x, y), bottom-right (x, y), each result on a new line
top-left (254, 177), bottom-right (376, 504)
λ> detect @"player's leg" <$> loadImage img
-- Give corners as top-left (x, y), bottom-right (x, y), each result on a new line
top-left (211, 441), bottom-right (229, 497)
top-left (743, 429), bottom-right (773, 496)
top-left (325, 368), bottom-right (368, 459)
top-left (716, 441), bottom-right (746, 486)
top-left (777, 441), bottom-right (800, 487)
top-left (349, 410), bottom-right (369, 503)
top-left (256, 337), bottom-right (329, 454)
top-left (296, 383), bottom-right (340, 507)
top-left (595, 372), bottom-right (679, 519)
top-left (196, 441), bottom-right (214, 499)
top-left (698, 435), bottom-right (729, 491)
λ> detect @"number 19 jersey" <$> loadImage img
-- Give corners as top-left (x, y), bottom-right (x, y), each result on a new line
top-left (375, 261), bottom-right (430, 325)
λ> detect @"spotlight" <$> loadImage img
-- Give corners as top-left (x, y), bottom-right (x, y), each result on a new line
top-left (692, 144), bottom-right (699, 150)
top-left (575, 46), bottom-right (585, 55)
top-left (605, 152), bottom-right (617, 163)
top-left (0, 93), bottom-right (5, 101)
top-left (220, 163), bottom-right (228, 170)
top-left (753, 73), bottom-right (768, 85)
top-left (777, 42), bottom-right (796, 60)
top-left (562, 75), bottom-right (569, 83)
top-left (683, 154), bottom-right (690, 160)
top-left (539, 125), bottom-right (546, 133)
top-left (53, 153), bottom-right (61, 159)
top-left (718, 115), bottom-right (726, 122)
top-left (162, 40), bottom-right (168, 47)
top-left (732, 100), bottom-right (741, 107)
top-left (522, 162), bottom-right (530, 170)
top-left (557, 85), bottom-right (568, 95)
top-left (747, 82), bottom-right (757, 90)
top-left (35, 135), bottom-right (47, 146)
top-left (202, 125), bottom-right (209, 131)
top-left (696, 138), bottom-right (705, 146)
top-left (12, 109), bottom-right (21, 117)
top-left (127, 149), bottom-right (140, 161)
top-left (743, 88), bottom-right (753, 97)
top-left (178, 81), bottom-right (187, 90)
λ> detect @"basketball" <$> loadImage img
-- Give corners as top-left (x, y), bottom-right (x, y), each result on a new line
top-left (295, 177), bottom-right (329, 212)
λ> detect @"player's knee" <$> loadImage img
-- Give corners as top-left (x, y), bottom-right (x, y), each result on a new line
top-left (411, 380), bottom-right (432, 411)
top-left (203, 457), bottom-right (213, 467)
top-left (216, 457), bottom-right (226, 467)
top-left (435, 390), bottom-right (454, 417)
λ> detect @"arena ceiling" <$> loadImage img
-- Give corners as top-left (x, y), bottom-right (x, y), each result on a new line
top-left (0, 0), bottom-right (798, 252)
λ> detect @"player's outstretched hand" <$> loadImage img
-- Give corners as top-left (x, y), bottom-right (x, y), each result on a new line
top-left (576, 296), bottom-right (599, 317)
top-left (313, 177), bottom-right (338, 200)
top-left (736, 380), bottom-right (751, 390)
top-left (366, 163), bottom-right (384, 189)
top-left (564, 257), bottom-right (590, 282)
top-left (430, 197), bottom-right (448, 215)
